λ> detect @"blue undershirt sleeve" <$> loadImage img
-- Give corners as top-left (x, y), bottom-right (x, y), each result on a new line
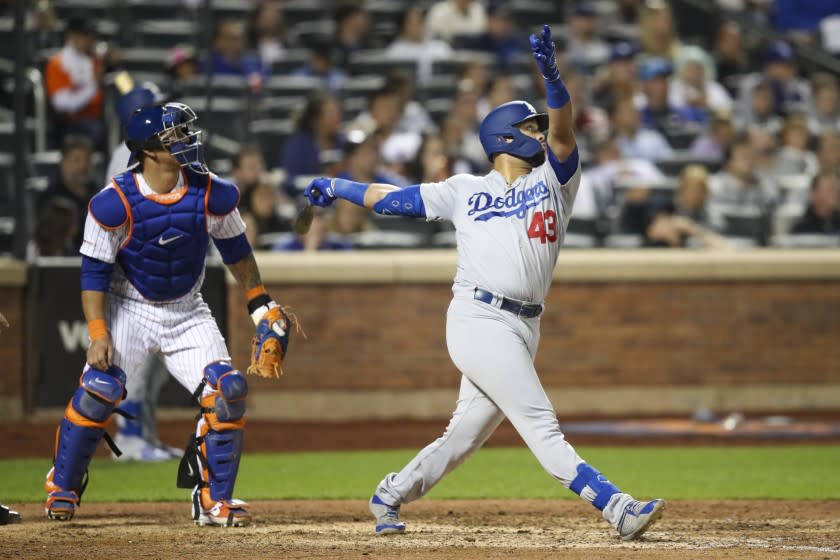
top-left (80, 256), bottom-right (114, 292)
top-left (213, 232), bottom-right (252, 264)
top-left (547, 145), bottom-right (580, 185)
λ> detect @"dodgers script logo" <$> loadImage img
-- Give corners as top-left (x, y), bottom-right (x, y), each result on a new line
top-left (467, 181), bottom-right (550, 222)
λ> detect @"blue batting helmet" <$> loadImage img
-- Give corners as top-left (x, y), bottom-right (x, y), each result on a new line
top-left (124, 102), bottom-right (207, 174)
top-left (479, 100), bottom-right (549, 163)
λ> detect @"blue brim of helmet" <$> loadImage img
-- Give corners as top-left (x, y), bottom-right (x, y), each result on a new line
top-left (512, 112), bottom-right (549, 132)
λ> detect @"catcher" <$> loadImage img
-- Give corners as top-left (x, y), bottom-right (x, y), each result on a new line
top-left (43, 102), bottom-right (294, 527)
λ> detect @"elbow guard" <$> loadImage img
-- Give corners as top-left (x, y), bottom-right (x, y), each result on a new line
top-left (372, 186), bottom-right (426, 218)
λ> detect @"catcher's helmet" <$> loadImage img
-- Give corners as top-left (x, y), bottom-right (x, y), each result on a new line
top-left (125, 102), bottom-right (207, 174)
top-left (115, 83), bottom-right (163, 128)
top-left (479, 100), bottom-right (549, 163)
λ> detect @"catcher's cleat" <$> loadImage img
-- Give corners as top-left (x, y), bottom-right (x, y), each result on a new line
top-left (616, 498), bottom-right (665, 541)
top-left (45, 490), bottom-right (79, 521)
top-left (369, 494), bottom-right (406, 535)
top-left (193, 488), bottom-right (252, 527)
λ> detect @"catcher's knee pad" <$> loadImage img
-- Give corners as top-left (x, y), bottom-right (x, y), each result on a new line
top-left (202, 361), bottom-right (248, 424)
top-left (47, 366), bottom-right (127, 499)
top-left (178, 362), bottom-right (247, 509)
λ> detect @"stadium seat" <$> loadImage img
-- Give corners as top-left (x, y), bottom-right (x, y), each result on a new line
top-left (775, 174), bottom-right (810, 206)
top-left (416, 76), bottom-right (458, 102)
top-left (53, 0), bottom-right (115, 22)
top-left (773, 201), bottom-right (806, 237)
top-left (340, 76), bottom-right (386, 97)
top-left (511, 0), bottom-right (562, 27)
top-left (180, 96), bottom-right (247, 142)
top-left (665, 130), bottom-right (701, 150)
top-left (29, 151), bottom-right (62, 179)
top-left (656, 154), bottom-right (721, 177)
top-left (350, 229), bottom-right (427, 250)
top-left (179, 75), bottom-right (252, 99)
top-left (603, 234), bottom-right (644, 248)
top-left (132, 20), bottom-right (196, 49)
top-left (431, 52), bottom-right (497, 78)
top-left (119, 47), bottom-right (176, 74)
top-left (349, 51), bottom-right (418, 78)
top-left (258, 96), bottom-right (305, 121)
top-left (562, 233), bottom-right (598, 248)
top-left (425, 98), bottom-right (455, 124)
top-left (772, 234), bottom-right (840, 248)
top-left (283, 0), bottom-right (332, 26)
top-left (268, 49), bottom-right (311, 76)
top-left (249, 119), bottom-right (295, 166)
top-left (566, 217), bottom-right (601, 237)
top-left (124, 0), bottom-right (191, 23)
top-left (264, 75), bottom-right (322, 98)
top-left (720, 208), bottom-right (766, 245)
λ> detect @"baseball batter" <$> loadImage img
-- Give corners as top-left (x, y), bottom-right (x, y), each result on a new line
top-left (44, 102), bottom-right (291, 527)
top-left (305, 25), bottom-right (664, 540)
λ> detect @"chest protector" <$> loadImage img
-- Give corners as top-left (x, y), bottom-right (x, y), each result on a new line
top-left (113, 170), bottom-right (209, 301)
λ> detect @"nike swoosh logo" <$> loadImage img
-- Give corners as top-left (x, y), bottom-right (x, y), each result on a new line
top-left (158, 234), bottom-right (184, 246)
top-left (92, 378), bottom-right (110, 385)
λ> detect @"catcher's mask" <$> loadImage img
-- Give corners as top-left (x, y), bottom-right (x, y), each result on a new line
top-left (124, 102), bottom-right (208, 174)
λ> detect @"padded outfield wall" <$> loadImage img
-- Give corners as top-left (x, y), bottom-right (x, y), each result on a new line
top-left (2, 250), bottom-right (839, 421)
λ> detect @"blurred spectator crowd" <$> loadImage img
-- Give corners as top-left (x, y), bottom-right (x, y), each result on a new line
top-left (1, 0), bottom-right (840, 257)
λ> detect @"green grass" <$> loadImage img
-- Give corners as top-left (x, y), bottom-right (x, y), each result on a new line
top-left (3, 446), bottom-right (838, 503)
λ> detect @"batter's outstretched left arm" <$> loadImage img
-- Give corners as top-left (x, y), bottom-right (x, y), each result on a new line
top-left (530, 24), bottom-right (576, 161)
top-left (304, 178), bottom-right (427, 218)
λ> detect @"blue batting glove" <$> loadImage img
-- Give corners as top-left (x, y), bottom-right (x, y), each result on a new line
top-left (304, 177), bottom-right (336, 207)
top-left (530, 24), bottom-right (560, 82)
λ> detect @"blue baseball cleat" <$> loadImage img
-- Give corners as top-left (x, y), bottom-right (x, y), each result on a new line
top-left (616, 498), bottom-right (666, 541)
top-left (369, 494), bottom-right (406, 535)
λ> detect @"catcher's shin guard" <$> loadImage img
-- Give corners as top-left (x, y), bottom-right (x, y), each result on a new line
top-left (45, 365), bottom-right (126, 520)
top-left (178, 361), bottom-right (250, 526)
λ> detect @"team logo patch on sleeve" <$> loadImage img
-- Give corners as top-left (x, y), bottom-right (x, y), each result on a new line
top-left (468, 181), bottom-right (550, 222)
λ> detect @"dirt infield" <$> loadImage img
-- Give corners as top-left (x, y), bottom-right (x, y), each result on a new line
top-left (2, 500), bottom-right (838, 559)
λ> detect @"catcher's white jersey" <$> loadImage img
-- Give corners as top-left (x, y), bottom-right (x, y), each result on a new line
top-left (80, 171), bottom-right (245, 393)
top-left (81, 171), bottom-right (246, 302)
top-left (420, 157), bottom-right (581, 303)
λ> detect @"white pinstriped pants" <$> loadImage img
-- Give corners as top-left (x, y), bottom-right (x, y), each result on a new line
top-left (103, 293), bottom-right (230, 398)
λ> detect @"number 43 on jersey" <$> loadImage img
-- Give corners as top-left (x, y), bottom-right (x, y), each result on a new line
top-left (527, 210), bottom-right (558, 244)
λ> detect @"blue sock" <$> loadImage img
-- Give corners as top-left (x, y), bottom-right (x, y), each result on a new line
top-left (118, 400), bottom-right (143, 437)
top-left (569, 463), bottom-right (621, 510)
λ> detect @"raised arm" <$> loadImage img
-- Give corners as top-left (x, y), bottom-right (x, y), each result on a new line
top-left (530, 25), bottom-right (576, 161)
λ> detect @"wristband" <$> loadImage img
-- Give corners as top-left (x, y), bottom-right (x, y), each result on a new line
top-left (332, 178), bottom-right (368, 206)
top-left (88, 319), bottom-right (107, 341)
top-left (246, 285), bottom-right (267, 301)
top-left (250, 300), bottom-right (278, 326)
top-left (544, 77), bottom-right (570, 109)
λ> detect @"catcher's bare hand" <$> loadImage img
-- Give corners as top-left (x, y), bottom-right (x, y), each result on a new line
top-left (0, 312), bottom-right (8, 331)
top-left (87, 336), bottom-right (114, 371)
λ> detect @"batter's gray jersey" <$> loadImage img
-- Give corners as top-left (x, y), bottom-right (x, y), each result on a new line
top-left (420, 156), bottom-right (581, 303)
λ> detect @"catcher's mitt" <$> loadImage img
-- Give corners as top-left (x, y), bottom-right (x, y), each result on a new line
top-left (247, 305), bottom-right (301, 378)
